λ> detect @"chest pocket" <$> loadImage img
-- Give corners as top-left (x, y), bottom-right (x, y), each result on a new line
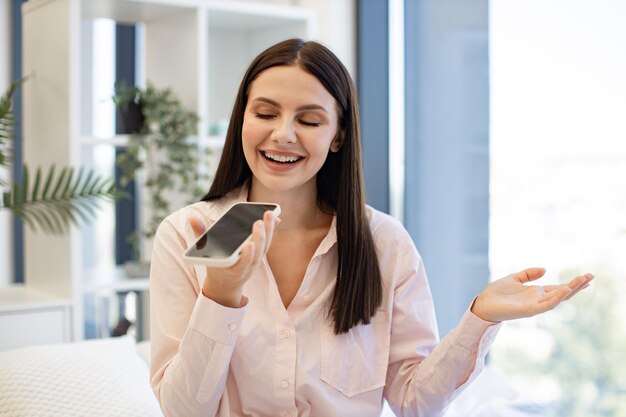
top-left (320, 310), bottom-right (391, 397)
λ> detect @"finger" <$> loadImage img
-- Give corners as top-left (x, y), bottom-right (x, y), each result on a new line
top-left (188, 216), bottom-right (206, 237)
top-left (557, 273), bottom-right (594, 300)
top-left (567, 274), bottom-right (591, 291)
top-left (250, 220), bottom-right (266, 267)
top-left (263, 211), bottom-right (277, 254)
top-left (512, 267), bottom-right (546, 284)
top-left (533, 286), bottom-right (572, 314)
top-left (232, 241), bottom-right (255, 273)
top-left (542, 283), bottom-right (581, 301)
top-left (542, 273), bottom-right (594, 294)
top-left (563, 281), bottom-right (592, 301)
top-left (542, 280), bottom-right (584, 294)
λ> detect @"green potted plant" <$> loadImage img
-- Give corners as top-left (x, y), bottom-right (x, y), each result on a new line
top-left (113, 82), bottom-right (211, 274)
top-left (1, 80), bottom-right (117, 235)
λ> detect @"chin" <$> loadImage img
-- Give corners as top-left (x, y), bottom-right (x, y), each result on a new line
top-left (252, 176), bottom-right (317, 196)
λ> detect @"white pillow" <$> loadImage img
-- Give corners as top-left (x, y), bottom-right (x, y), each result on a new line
top-left (136, 340), bottom-right (151, 366)
top-left (0, 336), bottom-right (163, 417)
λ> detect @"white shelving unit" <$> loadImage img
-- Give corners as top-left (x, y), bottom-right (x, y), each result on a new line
top-left (0, 285), bottom-right (71, 351)
top-left (13, 0), bottom-right (316, 343)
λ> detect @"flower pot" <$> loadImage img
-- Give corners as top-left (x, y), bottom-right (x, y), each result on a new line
top-left (116, 101), bottom-right (145, 134)
top-left (122, 260), bottom-right (151, 278)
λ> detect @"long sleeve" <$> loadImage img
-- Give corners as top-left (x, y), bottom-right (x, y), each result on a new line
top-left (380, 225), bottom-right (501, 417)
top-left (149, 217), bottom-right (247, 417)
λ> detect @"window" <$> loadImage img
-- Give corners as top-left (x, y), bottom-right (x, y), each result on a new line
top-left (490, 1), bottom-right (626, 416)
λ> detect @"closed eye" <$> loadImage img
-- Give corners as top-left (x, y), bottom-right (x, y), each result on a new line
top-left (255, 113), bottom-right (275, 120)
top-left (299, 119), bottom-right (321, 127)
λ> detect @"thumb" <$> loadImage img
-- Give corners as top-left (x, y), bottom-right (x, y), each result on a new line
top-left (512, 267), bottom-right (546, 284)
top-left (188, 216), bottom-right (206, 238)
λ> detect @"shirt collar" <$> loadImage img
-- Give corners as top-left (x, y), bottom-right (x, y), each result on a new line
top-left (314, 215), bottom-right (337, 257)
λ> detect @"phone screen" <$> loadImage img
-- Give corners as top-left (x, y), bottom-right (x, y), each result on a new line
top-left (185, 203), bottom-right (277, 260)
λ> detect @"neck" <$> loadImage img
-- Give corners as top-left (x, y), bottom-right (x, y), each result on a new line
top-left (247, 179), bottom-right (332, 231)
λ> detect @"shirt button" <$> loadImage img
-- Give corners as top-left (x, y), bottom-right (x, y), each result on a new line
top-left (280, 380), bottom-right (289, 389)
top-left (228, 322), bottom-right (237, 331)
top-left (280, 329), bottom-right (291, 338)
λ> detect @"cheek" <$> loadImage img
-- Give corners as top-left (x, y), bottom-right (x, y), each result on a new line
top-left (242, 117), bottom-right (266, 148)
top-left (313, 126), bottom-right (339, 154)
top-left (241, 118), bottom-right (270, 168)
top-left (241, 120), bottom-right (254, 161)
top-left (241, 120), bottom-right (257, 155)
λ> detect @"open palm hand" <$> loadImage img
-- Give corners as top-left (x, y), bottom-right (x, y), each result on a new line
top-left (471, 267), bottom-right (594, 322)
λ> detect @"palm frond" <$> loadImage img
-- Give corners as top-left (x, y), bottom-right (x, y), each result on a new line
top-left (1, 165), bottom-right (118, 235)
top-left (0, 79), bottom-right (24, 171)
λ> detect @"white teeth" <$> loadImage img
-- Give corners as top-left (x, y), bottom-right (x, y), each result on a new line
top-left (263, 152), bottom-right (301, 163)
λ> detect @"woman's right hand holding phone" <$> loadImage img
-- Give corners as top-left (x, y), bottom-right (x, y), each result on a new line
top-left (189, 211), bottom-right (278, 308)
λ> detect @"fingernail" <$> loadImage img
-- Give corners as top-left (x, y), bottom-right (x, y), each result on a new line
top-left (275, 217), bottom-right (282, 225)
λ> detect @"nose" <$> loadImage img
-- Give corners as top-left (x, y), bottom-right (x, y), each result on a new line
top-left (271, 118), bottom-right (296, 144)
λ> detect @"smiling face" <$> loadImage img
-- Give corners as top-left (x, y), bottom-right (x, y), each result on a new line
top-left (242, 65), bottom-right (341, 200)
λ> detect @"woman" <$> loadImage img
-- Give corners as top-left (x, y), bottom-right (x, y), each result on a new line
top-left (149, 38), bottom-right (593, 417)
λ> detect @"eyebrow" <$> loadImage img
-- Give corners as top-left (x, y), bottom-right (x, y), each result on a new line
top-left (252, 97), bottom-right (329, 114)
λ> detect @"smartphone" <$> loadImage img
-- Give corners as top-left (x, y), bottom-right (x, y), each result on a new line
top-left (183, 202), bottom-right (281, 268)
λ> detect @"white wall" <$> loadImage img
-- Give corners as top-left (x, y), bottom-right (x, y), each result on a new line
top-left (240, 0), bottom-right (357, 78)
top-left (297, 0), bottom-right (356, 78)
top-left (0, 0), bottom-right (12, 286)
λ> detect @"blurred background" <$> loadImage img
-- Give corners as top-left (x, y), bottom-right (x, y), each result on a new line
top-left (489, 1), bottom-right (626, 416)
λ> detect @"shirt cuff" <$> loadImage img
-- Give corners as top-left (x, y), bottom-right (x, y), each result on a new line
top-left (188, 293), bottom-right (248, 345)
top-left (454, 308), bottom-right (502, 353)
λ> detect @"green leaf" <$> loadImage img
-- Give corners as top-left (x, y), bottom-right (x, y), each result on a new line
top-left (22, 165), bottom-right (29, 203)
top-left (61, 167), bottom-right (75, 197)
top-left (12, 180), bottom-right (22, 205)
top-left (41, 164), bottom-right (55, 200)
top-left (31, 167), bottom-right (42, 202)
top-left (1, 78), bottom-right (119, 235)
top-left (51, 167), bottom-right (68, 199)
top-left (23, 204), bottom-right (58, 234)
top-left (80, 169), bottom-right (94, 194)
top-left (0, 79), bottom-right (24, 178)
top-left (3, 164), bottom-right (118, 235)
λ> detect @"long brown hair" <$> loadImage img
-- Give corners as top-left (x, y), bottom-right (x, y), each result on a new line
top-left (202, 39), bottom-right (382, 334)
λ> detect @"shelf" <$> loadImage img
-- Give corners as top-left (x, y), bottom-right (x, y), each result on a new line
top-left (80, 135), bottom-right (132, 147)
top-left (80, 134), bottom-right (225, 147)
top-left (208, 6), bottom-right (313, 32)
top-left (22, 0), bottom-right (316, 342)
top-left (0, 285), bottom-right (71, 313)
top-left (79, 0), bottom-right (315, 25)
top-left (81, 0), bottom-right (197, 24)
top-left (83, 266), bottom-right (150, 294)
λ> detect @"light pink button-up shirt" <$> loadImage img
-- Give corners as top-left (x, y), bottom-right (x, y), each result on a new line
top-left (150, 186), bottom-right (500, 417)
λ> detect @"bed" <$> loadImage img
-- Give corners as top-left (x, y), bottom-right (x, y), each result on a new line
top-left (0, 337), bottom-right (538, 417)
top-left (0, 337), bottom-right (162, 417)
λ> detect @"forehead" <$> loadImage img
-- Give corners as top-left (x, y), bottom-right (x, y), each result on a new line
top-left (248, 65), bottom-right (336, 108)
